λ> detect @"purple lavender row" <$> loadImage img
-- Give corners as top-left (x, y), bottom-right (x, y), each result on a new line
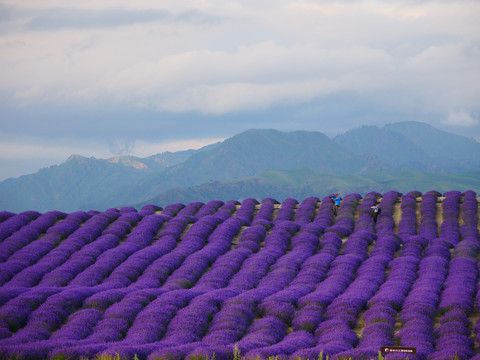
top-left (0, 286), bottom-right (97, 346)
top-left (153, 220), bottom-right (304, 360)
top-left (193, 207), bottom-right (337, 358)
top-left (125, 215), bottom-right (223, 290)
top-left (0, 287), bottom-right (62, 339)
top-left (239, 234), bottom-right (344, 358)
top-left (84, 288), bottom-right (164, 343)
top-left (394, 238), bottom-right (452, 360)
top-left (258, 222), bottom-right (334, 309)
top-left (160, 222), bottom-right (302, 358)
top-left (121, 289), bottom-right (202, 346)
top-left (139, 204), bottom-right (162, 216)
top-left (9, 211), bottom-right (133, 286)
top-left (354, 192), bottom-right (381, 233)
top-left (233, 198), bottom-right (259, 226)
top-left (69, 214), bottom-right (167, 288)
top-left (419, 190), bottom-right (440, 241)
top-left (0, 211), bottom-right (15, 224)
top-left (239, 229), bottom-right (323, 357)
top-left (255, 229), bottom-right (320, 292)
top-left (49, 285), bottom-right (138, 342)
top-left (0, 210), bottom-right (65, 262)
top-left (38, 289), bottom-right (166, 359)
top-left (375, 191), bottom-right (402, 236)
top-left (227, 220), bottom-right (301, 290)
top-left (155, 289), bottom-right (240, 348)
top-left (148, 288), bottom-right (266, 360)
top-left (397, 191), bottom-right (420, 237)
top-left (88, 291), bottom-right (217, 360)
top-left (5, 210), bottom-right (122, 288)
top-left (438, 190), bottom-right (462, 248)
top-left (475, 264), bottom-right (480, 360)
top-left (431, 259), bottom-right (478, 359)
top-left (290, 231), bottom-right (374, 349)
top-left (252, 198), bottom-right (278, 225)
top-left (312, 195), bottom-right (336, 228)
top-left (195, 200), bottom-right (225, 218)
top-left (160, 203), bottom-right (185, 218)
top-left (297, 196), bottom-right (334, 239)
top-left (193, 224), bottom-right (268, 291)
top-left (355, 234), bottom-right (426, 358)
top-left (0, 210), bottom-right (40, 243)
top-left (294, 197), bottom-right (320, 225)
top-left (243, 230), bottom-right (356, 360)
top-left (176, 201), bottom-right (204, 218)
top-left (211, 200), bottom-right (238, 221)
top-left (36, 210), bottom-right (145, 287)
top-left (290, 195), bottom-right (363, 332)
top-left (38, 234), bottom-right (121, 287)
top-left (300, 233), bottom-right (400, 358)
top-left (162, 217), bottom-right (243, 290)
top-left (459, 190), bottom-right (478, 244)
top-left (326, 193), bottom-right (361, 238)
top-left (274, 198), bottom-right (299, 222)
top-left (123, 216), bottom-right (195, 290)
top-left (0, 287), bottom-right (28, 309)
top-left (431, 190), bottom-right (479, 360)
top-left (0, 211), bottom-right (94, 286)
top-left (98, 215), bottom-right (185, 289)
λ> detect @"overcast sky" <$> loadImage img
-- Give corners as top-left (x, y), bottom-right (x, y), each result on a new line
top-left (1, 0), bottom-right (479, 180)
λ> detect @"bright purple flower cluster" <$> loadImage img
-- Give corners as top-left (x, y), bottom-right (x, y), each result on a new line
top-left (0, 192), bottom-right (479, 360)
top-left (275, 198), bottom-right (299, 222)
top-left (418, 190), bottom-right (440, 241)
top-left (397, 191), bottom-right (419, 237)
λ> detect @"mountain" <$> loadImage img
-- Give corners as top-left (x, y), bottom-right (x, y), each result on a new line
top-left (334, 121), bottom-right (480, 171)
top-left (138, 168), bottom-right (480, 207)
top-left (0, 150), bottom-right (202, 212)
top-left (0, 122), bottom-right (478, 212)
top-left (93, 129), bottom-right (389, 208)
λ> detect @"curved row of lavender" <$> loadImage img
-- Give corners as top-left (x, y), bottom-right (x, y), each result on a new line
top-left (0, 190), bottom-right (479, 360)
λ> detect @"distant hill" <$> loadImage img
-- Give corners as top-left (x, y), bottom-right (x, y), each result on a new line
top-left (334, 121), bottom-right (480, 171)
top-left (0, 150), bottom-right (201, 212)
top-left (0, 121), bottom-right (478, 212)
top-left (95, 129), bottom-right (389, 209)
top-left (138, 168), bottom-right (480, 207)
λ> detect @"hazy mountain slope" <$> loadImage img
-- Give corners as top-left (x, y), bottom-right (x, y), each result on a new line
top-left (334, 121), bottom-right (480, 171)
top-left (385, 121), bottom-right (480, 158)
top-left (138, 169), bottom-right (480, 207)
top-left (333, 125), bottom-right (428, 167)
top-left (1, 123), bottom-right (478, 212)
top-left (0, 150), bottom-right (199, 212)
top-left (98, 129), bottom-right (389, 208)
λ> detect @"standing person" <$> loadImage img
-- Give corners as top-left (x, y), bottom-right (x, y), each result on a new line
top-left (332, 194), bottom-right (342, 215)
top-left (370, 205), bottom-right (381, 223)
top-left (329, 194), bottom-right (335, 212)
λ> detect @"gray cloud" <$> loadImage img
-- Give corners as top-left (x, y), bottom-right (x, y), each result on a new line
top-left (24, 7), bottom-right (221, 31)
top-left (108, 138), bottom-right (135, 156)
top-left (0, 0), bottom-right (479, 180)
top-left (0, 3), bottom-right (12, 21)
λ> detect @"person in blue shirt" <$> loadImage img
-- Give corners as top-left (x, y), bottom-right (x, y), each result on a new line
top-left (332, 194), bottom-right (342, 215)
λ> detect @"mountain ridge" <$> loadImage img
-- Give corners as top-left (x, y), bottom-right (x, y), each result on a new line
top-left (1, 121), bottom-right (479, 212)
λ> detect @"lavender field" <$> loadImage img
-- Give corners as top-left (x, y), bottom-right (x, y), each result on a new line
top-left (0, 190), bottom-right (479, 360)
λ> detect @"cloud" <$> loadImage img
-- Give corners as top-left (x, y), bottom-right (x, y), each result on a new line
top-left (24, 7), bottom-right (221, 31)
top-left (25, 8), bottom-right (169, 30)
top-left (108, 138), bottom-right (135, 156)
top-left (443, 110), bottom-right (478, 127)
top-left (0, 0), bottom-right (479, 180)
top-left (0, 134), bottom-right (224, 180)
